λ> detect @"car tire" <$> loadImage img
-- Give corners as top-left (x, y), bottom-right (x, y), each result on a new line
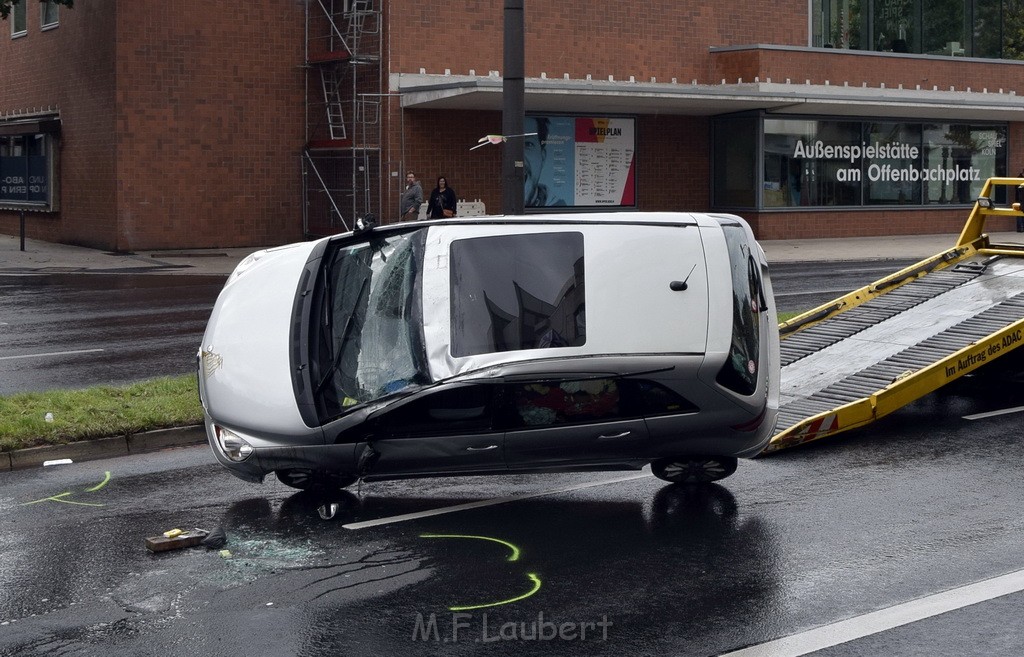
top-left (651, 456), bottom-right (738, 484)
top-left (275, 469), bottom-right (357, 491)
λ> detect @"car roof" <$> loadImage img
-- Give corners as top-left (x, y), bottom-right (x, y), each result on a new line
top-left (332, 212), bottom-right (742, 245)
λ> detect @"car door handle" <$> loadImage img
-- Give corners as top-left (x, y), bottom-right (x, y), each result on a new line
top-left (465, 444), bottom-right (499, 451)
top-left (597, 431), bottom-right (632, 440)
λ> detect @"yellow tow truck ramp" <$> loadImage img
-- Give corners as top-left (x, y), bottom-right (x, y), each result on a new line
top-left (766, 177), bottom-right (1024, 453)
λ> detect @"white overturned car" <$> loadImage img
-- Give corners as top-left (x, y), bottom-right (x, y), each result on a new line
top-left (197, 213), bottom-right (779, 490)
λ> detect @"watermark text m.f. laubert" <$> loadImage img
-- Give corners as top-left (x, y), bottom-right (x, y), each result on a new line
top-left (412, 612), bottom-right (612, 643)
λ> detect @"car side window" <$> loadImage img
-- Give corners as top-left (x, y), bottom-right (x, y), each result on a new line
top-left (622, 379), bottom-right (699, 416)
top-left (507, 378), bottom-right (622, 428)
top-left (507, 377), bottom-right (698, 428)
top-left (375, 385), bottom-right (494, 436)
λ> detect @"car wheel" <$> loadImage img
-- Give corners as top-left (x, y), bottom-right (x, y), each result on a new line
top-left (651, 456), bottom-right (738, 484)
top-left (275, 469), bottom-right (356, 491)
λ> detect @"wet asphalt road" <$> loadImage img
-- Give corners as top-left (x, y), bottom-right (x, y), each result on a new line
top-left (0, 259), bottom-right (914, 394)
top-left (0, 274), bottom-right (225, 395)
top-left (2, 365), bottom-right (1023, 656)
top-left (770, 259), bottom-right (918, 313)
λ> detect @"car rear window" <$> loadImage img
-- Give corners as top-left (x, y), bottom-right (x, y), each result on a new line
top-left (450, 232), bottom-right (586, 357)
top-left (715, 222), bottom-right (763, 395)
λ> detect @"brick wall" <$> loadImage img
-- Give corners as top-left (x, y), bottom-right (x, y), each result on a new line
top-left (113, 0), bottom-right (307, 250)
top-left (387, 0), bottom-right (806, 81)
top-left (0, 1), bottom-right (117, 248)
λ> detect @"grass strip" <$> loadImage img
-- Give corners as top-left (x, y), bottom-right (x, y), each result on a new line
top-left (0, 315), bottom-right (807, 454)
top-left (0, 375), bottom-right (201, 453)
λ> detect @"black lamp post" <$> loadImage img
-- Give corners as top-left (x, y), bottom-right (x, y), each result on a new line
top-left (501, 0), bottom-right (525, 216)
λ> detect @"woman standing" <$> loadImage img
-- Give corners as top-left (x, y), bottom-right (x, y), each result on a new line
top-left (427, 176), bottom-right (458, 219)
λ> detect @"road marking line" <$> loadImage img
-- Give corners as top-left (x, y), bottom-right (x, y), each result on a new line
top-left (343, 472), bottom-right (651, 530)
top-left (719, 568), bottom-right (1024, 657)
top-left (963, 406), bottom-right (1024, 420)
top-left (0, 348), bottom-right (104, 361)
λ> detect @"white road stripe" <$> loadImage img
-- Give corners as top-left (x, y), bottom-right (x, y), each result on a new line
top-left (963, 406), bottom-right (1024, 420)
top-left (343, 472), bottom-right (652, 530)
top-left (719, 569), bottom-right (1024, 657)
top-left (0, 348), bottom-right (105, 361)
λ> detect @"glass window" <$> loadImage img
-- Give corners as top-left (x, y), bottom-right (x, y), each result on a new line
top-left (41, 1), bottom-right (59, 28)
top-left (715, 223), bottom-right (763, 396)
top-left (314, 229), bottom-right (429, 416)
top-left (510, 378), bottom-right (622, 427)
top-left (864, 122), bottom-right (922, 205)
top-left (1008, 1), bottom-right (1024, 60)
top-left (1, 133), bottom-right (53, 207)
top-left (922, 123), bottom-right (1006, 204)
top-left (762, 118), bottom-right (862, 208)
top-left (11, 0), bottom-right (27, 36)
top-left (376, 385), bottom-right (495, 436)
top-left (814, 0), bottom-right (1024, 59)
top-left (729, 116), bottom-right (1008, 209)
top-left (508, 377), bottom-right (698, 428)
top-left (713, 117), bottom-right (757, 208)
top-left (450, 232), bottom-right (585, 357)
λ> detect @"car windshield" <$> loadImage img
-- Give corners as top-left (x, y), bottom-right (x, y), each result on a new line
top-left (314, 229), bottom-right (429, 417)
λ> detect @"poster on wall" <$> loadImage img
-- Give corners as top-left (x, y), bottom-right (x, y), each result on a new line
top-left (524, 115), bottom-right (636, 209)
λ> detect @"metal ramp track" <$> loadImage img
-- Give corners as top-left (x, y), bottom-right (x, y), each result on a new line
top-left (776, 291), bottom-right (1024, 431)
top-left (780, 268), bottom-right (983, 367)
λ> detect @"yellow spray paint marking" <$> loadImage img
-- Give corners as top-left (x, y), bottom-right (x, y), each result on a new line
top-left (448, 573), bottom-right (542, 612)
top-left (85, 471), bottom-right (111, 492)
top-left (420, 533), bottom-right (521, 561)
top-left (20, 472), bottom-right (111, 507)
top-left (420, 534), bottom-right (540, 610)
top-left (21, 492), bottom-right (73, 506)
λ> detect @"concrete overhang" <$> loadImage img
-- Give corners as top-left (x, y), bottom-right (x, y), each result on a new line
top-left (393, 73), bottom-right (1024, 122)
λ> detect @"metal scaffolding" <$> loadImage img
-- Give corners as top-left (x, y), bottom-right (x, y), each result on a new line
top-left (302, 0), bottom-right (382, 237)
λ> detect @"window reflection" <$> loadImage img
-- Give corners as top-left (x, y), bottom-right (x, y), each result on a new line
top-left (812, 0), bottom-right (1024, 59)
top-left (451, 232), bottom-right (586, 357)
top-left (747, 117), bottom-right (1006, 209)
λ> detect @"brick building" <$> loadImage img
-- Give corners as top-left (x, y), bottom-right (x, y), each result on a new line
top-left (1, 0), bottom-right (1022, 250)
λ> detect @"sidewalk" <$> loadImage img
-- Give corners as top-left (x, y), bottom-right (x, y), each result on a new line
top-left (4, 229), bottom-right (1024, 274)
top-left (0, 233), bottom-right (255, 276)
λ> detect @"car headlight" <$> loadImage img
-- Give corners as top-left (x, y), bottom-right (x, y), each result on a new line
top-left (214, 425), bottom-right (255, 462)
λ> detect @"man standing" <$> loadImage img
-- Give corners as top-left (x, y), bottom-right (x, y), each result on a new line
top-left (400, 171), bottom-right (423, 222)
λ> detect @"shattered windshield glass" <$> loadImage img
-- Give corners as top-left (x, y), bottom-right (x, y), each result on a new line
top-left (314, 229), bottom-right (429, 417)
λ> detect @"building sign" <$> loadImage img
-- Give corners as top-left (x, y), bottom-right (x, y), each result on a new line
top-left (790, 139), bottom-right (981, 184)
top-left (755, 119), bottom-right (1005, 208)
top-left (524, 115), bottom-right (636, 209)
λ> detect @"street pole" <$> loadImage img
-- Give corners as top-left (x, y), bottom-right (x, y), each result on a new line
top-left (501, 0), bottom-right (525, 216)
top-left (20, 210), bottom-right (25, 251)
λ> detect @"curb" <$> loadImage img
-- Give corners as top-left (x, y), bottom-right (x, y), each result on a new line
top-left (1, 425), bottom-right (206, 472)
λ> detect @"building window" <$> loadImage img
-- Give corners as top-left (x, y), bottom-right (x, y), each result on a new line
top-left (0, 133), bottom-right (57, 209)
top-left (812, 0), bottom-right (1024, 60)
top-left (41, 1), bottom-right (59, 29)
top-left (714, 114), bottom-right (1007, 209)
top-left (713, 116), bottom-right (759, 208)
top-left (11, 0), bottom-right (27, 37)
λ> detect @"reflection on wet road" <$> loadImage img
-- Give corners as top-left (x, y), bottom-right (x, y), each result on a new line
top-left (0, 274), bottom-right (224, 394)
top-left (1, 365), bottom-right (1023, 655)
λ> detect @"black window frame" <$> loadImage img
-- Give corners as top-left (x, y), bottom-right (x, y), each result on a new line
top-left (0, 129), bottom-right (59, 211)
